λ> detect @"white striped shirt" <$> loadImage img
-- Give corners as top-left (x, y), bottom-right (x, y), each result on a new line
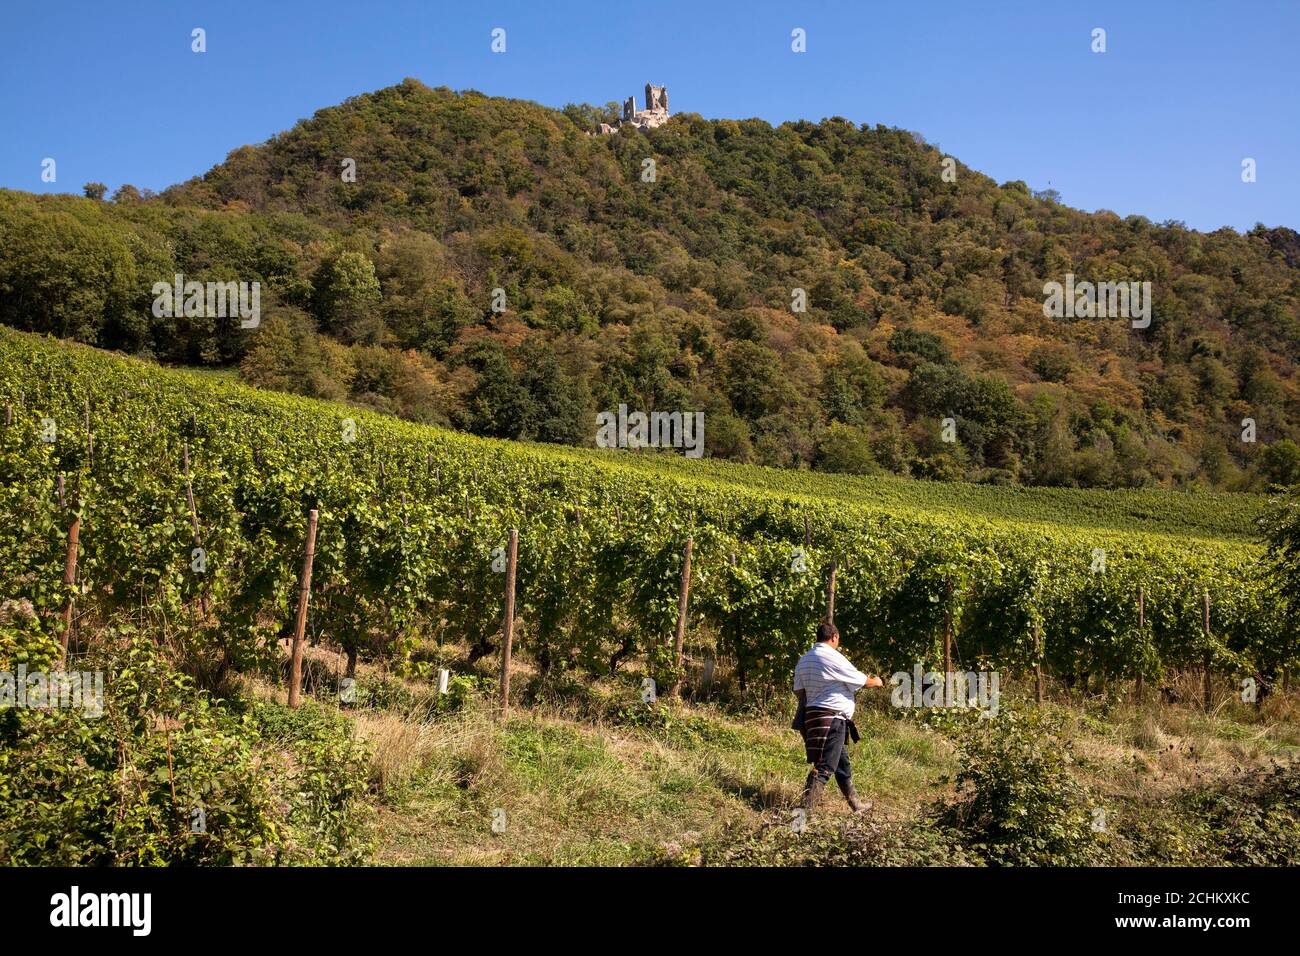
top-left (793, 643), bottom-right (868, 718)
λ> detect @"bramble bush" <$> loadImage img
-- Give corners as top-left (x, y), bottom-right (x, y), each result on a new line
top-left (0, 634), bottom-right (371, 865)
top-left (937, 707), bottom-right (1103, 866)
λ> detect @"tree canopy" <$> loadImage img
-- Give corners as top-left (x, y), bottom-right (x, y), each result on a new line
top-left (2, 78), bottom-right (1299, 490)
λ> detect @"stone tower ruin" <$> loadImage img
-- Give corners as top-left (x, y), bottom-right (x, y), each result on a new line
top-left (596, 83), bottom-right (671, 134)
top-left (645, 84), bottom-right (668, 113)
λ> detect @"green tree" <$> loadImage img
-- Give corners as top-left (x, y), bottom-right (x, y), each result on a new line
top-left (822, 353), bottom-right (885, 426)
top-left (454, 339), bottom-right (534, 438)
top-left (815, 423), bottom-right (878, 475)
top-left (111, 184), bottom-right (143, 205)
top-left (1259, 439), bottom-right (1300, 488)
top-left (315, 250), bottom-right (383, 344)
top-left (239, 311), bottom-right (349, 400)
top-left (721, 340), bottom-right (786, 420)
top-left (889, 327), bottom-right (952, 366)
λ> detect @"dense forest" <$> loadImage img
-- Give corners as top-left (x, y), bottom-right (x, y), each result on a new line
top-left (2, 77), bottom-right (1299, 490)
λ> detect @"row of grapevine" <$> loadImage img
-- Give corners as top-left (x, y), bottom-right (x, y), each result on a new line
top-left (1, 330), bottom-right (1293, 697)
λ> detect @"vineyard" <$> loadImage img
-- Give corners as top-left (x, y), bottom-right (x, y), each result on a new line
top-left (2, 329), bottom-right (1299, 865)
top-left (0, 328), bottom-right (1292, 701)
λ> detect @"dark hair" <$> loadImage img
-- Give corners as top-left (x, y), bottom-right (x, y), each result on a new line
top-left (816, 622), bottom-right (839, 643)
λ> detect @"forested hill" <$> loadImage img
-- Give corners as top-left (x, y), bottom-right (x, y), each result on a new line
top-left (3, 78), bottom-right (1300, 492)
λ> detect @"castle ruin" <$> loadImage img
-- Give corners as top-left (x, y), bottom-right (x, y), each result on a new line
top-left (596, 83), bottom-right (670, 134)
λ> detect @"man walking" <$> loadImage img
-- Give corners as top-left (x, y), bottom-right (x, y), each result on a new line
top-left (792, 621), bottom-right (882, 816)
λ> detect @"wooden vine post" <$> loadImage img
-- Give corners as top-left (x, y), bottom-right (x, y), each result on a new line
top-left (670, 536), bottom-right (694, 696)
top-left (825, 560), bottom-right (838, 624)
top-left (58, 510), bottom-right (81, 665)
top-left (1135, 585), bottom-right (1145, 704)
top-left (499, 528), bottom-right (519, 719)
top-left (287, 509), bottom-right (319, 709)
top-left (1202, 589), bottom-right (1212, 711)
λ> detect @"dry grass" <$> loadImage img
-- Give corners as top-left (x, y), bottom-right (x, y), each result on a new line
top-left (246, 656), bottom-right (1300, 866)
top-left (1051, 689), bottom-right (1300, 818)
top-left (354, 711), bottom-right (444, 793)
top-left (359, 679), bottom-right (965, 864)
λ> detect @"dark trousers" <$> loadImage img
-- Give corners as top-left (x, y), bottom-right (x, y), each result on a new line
top-left (813, 718), bottom-right (852, 785)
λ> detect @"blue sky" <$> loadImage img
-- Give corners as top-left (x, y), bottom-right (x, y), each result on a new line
top-left (2, 0), bottom-right (1296, 232)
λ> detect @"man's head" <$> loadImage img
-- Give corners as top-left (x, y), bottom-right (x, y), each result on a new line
top-left (816, 621), bottom-right (840, 648)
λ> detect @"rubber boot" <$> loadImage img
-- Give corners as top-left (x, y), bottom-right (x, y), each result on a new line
top-left (801, 774), bottom-right (826, 817)
top-left (837, 777), bottom-right (871, 814)
top-left (800, 770), bottom-right (816, 800)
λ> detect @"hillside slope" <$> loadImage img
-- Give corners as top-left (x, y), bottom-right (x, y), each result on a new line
top-left (3, 80), bottom-right (1300, 492)
top-left (1, 329), bottom-right (1266, 546)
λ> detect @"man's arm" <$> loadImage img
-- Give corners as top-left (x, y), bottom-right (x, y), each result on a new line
top-left (849, 668), bottom-right (884, 689)
top-left (826, 651), bottom-right (870, 687)
top-left (827, 648), bottom-right (883, 689)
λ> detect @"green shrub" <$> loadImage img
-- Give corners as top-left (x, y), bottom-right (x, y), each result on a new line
top-left (938, 708), bottom-right (1102, 866)
top-left (0, 634), bottom-right (372, 865)
top-left (250, 700), bottom-right (373, 864)
top-left (1182, 763), bottom-right (1300, 866)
